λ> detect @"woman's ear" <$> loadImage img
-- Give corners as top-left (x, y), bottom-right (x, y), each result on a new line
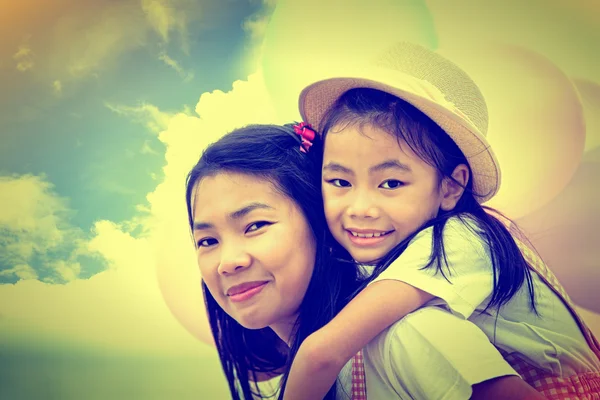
top-left (440, 164), bottom-right (469, 211)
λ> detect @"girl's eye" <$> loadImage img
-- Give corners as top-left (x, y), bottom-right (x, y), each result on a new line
top-left (197, 237), bottom-right (218, 247)
top-left (380, 179), bottom-right (404, 189)
top-left (246, 221), bottom-right (272, 233)
top-left (327, 179), bottom-right (351, 188)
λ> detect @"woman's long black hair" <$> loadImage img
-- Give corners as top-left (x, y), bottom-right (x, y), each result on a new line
top-left (319, 88), bottom-right (537, 314)
top-left (185, 124), bottom-right (362, 399)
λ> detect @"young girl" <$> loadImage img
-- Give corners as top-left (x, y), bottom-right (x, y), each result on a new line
top-left (283, 43), bottom-right (600, 399)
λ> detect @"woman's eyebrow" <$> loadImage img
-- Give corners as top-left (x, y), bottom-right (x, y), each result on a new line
top-left (193, 221), bottom-right (213, 231)
top-left (193, 203), bottom-right (274, 231)
top-left (229, 202), bottom-right (274, 220)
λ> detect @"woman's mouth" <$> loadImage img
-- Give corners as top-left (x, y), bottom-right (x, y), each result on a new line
top-left (226, 281), bottom-right (269, 303)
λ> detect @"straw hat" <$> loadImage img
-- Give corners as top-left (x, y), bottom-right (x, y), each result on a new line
top-left (299, 42), bottom-right (501, 203)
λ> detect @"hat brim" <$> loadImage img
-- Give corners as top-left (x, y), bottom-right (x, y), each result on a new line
top-left (299, 75), bottom-right (501, 203)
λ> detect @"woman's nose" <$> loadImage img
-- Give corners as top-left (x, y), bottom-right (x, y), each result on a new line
top-left (217, 245), bottom-right (252, 275)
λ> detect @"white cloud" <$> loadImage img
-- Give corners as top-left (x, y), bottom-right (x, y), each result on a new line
top-left (52, 80), bottom-right (63, 96)
top-left (49, 260), bottom-right (82, 283)
top-left (141, 0), bottom-right (192, 51)
top-left (87, 220), bottom-right (152, 274)
top-left (0, 175), bottom-right (65, 254)
top-left (13, 46), bottom-right (33, 59)
top-left (105, 102), bottom-right (173, 134)
top-left (141, 140), bottom-right (159, 155)
top-left (242, 13), bottom-right (271, 41)
top-left (0, 264), bottom-right (38, 280)
top-left (0, 0), bottom-right (205, 111)
top-left (42, 0), bottom-right (200, 87)
top-left (0, 175), bottom-right (88, 283)
top-left (49, 2), bottom-right (148, 81)
top-left (13, 45), bottom-right (34, 72)
top-left (15, 61), bottom-right (34, 72)
top-left (240, 1), bottom-right (277, 73)
top-left (142, 0), bottom-right (175, 41)
top-left (158, 51), bottom-right (194, 81)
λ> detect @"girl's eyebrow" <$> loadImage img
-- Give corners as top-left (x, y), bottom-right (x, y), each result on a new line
top-left (323, 162), bottom-right (353, 175)
top-left (322, 160), bottom-right (411, 175)
top-left (369, 159), bottom-right (412, 173)
top-left (193, 202), bottom-right (274, 231)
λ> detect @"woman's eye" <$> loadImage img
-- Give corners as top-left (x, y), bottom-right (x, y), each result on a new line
top-left (197, 237), bottom-right (218, 247)
top-left (246, 221), bottom-right (271, 233)
top-left (328, 179), bottom-right (351, 188)
top-left (380, 179), bottom-right (404, 189)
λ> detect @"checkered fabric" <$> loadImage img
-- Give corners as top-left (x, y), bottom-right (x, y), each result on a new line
top-left (351, 350), bottom-right (367, 400)
top-left (498, 238), bottom-right (600, 398)
top-left (504, 353), bottom-right (600, 399)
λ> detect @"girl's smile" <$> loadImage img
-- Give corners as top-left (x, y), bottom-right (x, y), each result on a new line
top-left (322, 123), bottom-right (446, 264)
top-left (346, 228), bottom-right (395, 247)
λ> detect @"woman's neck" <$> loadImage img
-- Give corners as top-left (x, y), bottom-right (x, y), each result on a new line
top-left (270, 315), bottom-right (298, 346)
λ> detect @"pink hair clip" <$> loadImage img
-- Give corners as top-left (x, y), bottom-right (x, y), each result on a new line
top-left (293, 122), bottom-right (316, 153)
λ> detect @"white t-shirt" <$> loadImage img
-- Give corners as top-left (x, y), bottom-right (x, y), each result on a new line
top-left (259, 306), bottom-right (518, 400)
top-left (373, 216), bottom-right (600, 377)
top-left (336, 306), bottom-right (517, 400)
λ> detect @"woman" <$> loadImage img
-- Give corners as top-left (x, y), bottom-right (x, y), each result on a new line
top-left (185, 123), bottom-right (539, 399)
top-left (186, 123), bottom-right (362, 399)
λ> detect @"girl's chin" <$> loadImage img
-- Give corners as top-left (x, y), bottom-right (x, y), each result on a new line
top-left (353, 256), bottom-right (383, 266)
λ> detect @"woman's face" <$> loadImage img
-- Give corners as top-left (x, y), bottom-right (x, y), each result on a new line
top-left (192, 171), bottom-right (316, 341)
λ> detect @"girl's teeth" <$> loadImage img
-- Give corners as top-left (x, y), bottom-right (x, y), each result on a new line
top-left (351, 231), bottom-right (386, 238)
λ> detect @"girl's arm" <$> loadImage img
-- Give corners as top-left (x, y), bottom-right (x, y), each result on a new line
top-left (283, 279), bottom-right (434, 400)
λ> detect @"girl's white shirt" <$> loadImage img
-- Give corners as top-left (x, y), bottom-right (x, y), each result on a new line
top-left (372, 216), bottom-right (600, 377)
top-left (336, 306), bottom-right (518, 399)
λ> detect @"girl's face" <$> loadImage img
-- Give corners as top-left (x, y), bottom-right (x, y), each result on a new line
top-left (192, 172), bottom-right (316, 341)
top-left (322, 123), bottom-right (447, 264)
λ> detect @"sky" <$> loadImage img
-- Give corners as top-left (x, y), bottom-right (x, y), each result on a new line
top-left (1, 0), bottom-right (599, 398)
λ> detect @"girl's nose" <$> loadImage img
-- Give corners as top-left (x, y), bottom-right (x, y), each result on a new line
top-left (346, 191), bottom-right (380, 219)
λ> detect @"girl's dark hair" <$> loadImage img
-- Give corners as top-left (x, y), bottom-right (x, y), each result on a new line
top-left (185, 124), bottom-right (362, 399)
top-left (320, 88), bottom-right (536, 314)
